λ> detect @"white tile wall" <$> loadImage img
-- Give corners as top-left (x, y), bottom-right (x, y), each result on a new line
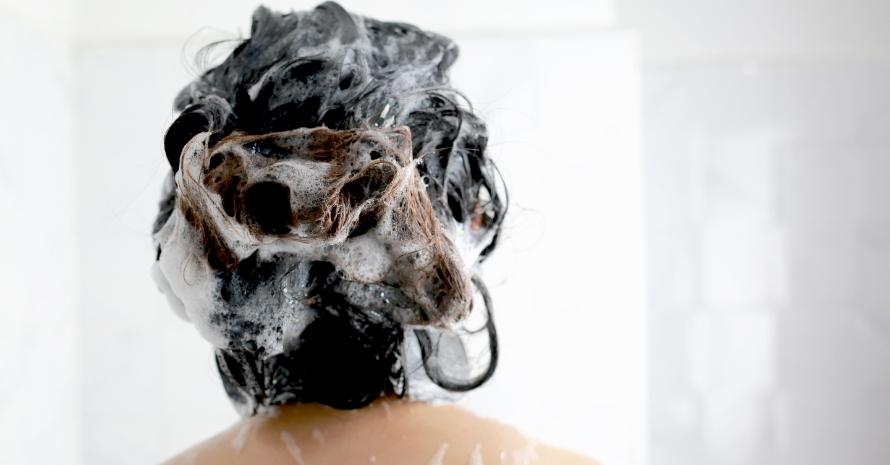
top-left (701, 219), bottom-right (787, 308)
top-left (690, 312), bottom-right (776, 392)
top-left (618, 0), bottom-right (890, 62)
top-left (643, 62), bottom-right (890, 465)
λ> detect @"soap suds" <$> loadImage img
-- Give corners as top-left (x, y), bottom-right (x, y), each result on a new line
top-left (428, 443), bottom-right (449, 465)
top-left (231, 423), bottom-right (252, 451)
top-left (312, 428), bottom-right (325, 444)
top-left (469, 443), bottom-right (485, 465)
top-left (510, 441), bottom-right (539, 465)
top-left (380, 400), bottom-right (393, 421)
top-left (280, 431), bottom-right (306, 465)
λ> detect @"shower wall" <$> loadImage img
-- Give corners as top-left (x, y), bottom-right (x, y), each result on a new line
top-left (643, 62), bottom-right (890, 465)
top-left (618, 1), bottom-right (890, 464)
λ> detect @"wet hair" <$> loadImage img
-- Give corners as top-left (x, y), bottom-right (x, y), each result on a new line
top-left (154, 2), bottom-right (507, 413)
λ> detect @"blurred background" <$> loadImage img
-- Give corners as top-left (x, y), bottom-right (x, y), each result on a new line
top-left (0, 0), bottom-right (888, 464)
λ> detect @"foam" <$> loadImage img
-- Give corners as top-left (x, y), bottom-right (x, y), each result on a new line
top-left (154, 125), bottom-right (480, 357)
top-left (231, 423), bottom-right (252, 452)
top-left (153, 2), bottom-right (506, 412)
top-left (470, 444), bottom-right (485, 465)
top-left (280, 431), bottom-right (306, 465)
top-left (428, 443), bottom-right (449, 465)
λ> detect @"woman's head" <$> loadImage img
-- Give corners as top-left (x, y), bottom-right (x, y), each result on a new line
top-left (152, 2), bottom-right (506, 414)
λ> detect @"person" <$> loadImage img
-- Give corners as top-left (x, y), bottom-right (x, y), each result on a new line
top-left (153, 3), bottom-right (599, 464)
top-left (162, 398), bottom-right (597, 464)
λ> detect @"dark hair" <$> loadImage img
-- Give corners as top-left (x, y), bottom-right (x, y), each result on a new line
top-left (155, 2), bottom-right (507, 414)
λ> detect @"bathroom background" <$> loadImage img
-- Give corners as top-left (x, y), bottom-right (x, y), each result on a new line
top-left (1, 0), bottom-right (888, 464)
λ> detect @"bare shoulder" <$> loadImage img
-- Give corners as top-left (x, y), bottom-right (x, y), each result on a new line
top-left (162, 400), bottom-right (600, 465)
top-left (406, 402), bottom-right (601, 465)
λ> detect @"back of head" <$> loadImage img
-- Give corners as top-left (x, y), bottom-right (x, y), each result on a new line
top-left (152, 1), bottom-right (506, 415)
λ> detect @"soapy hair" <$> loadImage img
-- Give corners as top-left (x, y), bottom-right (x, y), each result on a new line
top-left (154, 2), bottom-right (506, 412)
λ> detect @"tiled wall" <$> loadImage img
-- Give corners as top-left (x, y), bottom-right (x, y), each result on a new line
top-left (644, 62), bottom-right (890, 465)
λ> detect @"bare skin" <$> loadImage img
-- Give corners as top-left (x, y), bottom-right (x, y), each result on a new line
top-left (162, 398), bottom-right (599, 465)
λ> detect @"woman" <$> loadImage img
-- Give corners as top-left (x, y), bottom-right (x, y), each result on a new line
top-left (153, 3), bottom-right (599, 463)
